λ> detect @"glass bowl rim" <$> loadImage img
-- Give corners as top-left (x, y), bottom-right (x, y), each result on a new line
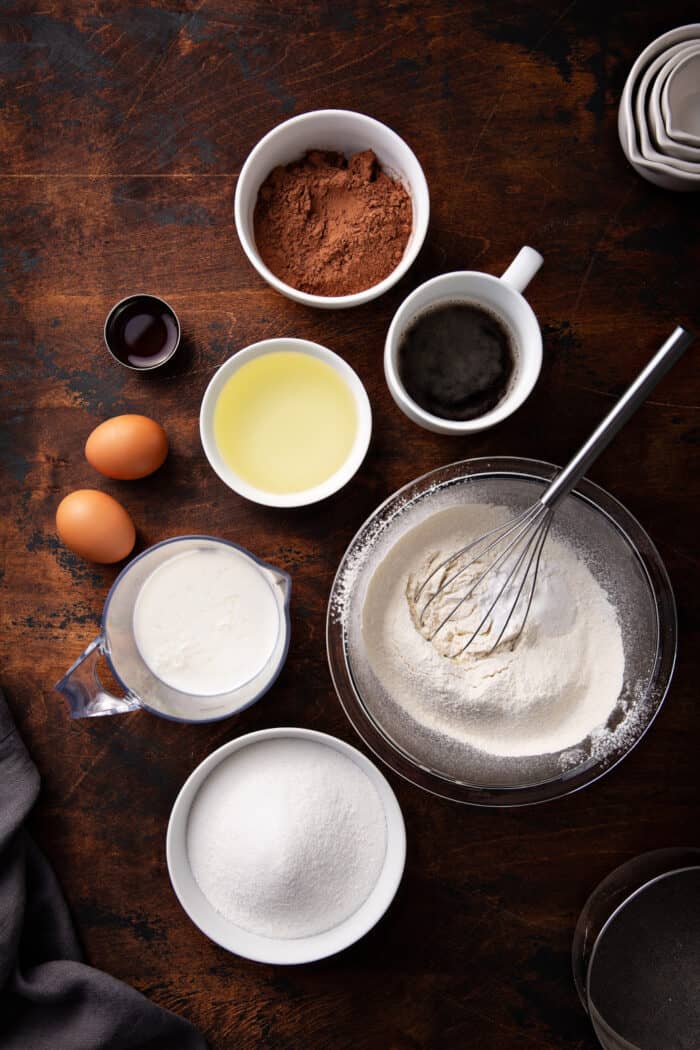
top-left (572, 847), bottom-right (700, 1047)
top-left (326, 456), bottom-right (677, 807)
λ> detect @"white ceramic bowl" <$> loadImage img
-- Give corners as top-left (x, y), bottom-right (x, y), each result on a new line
top-left (618, 107), bottom-right (698, 191)
top-left (618, 24), bottom-right (700, 191)
top-left (636, 43), bottom-right (700, 173)
top-left (384, 248), bottom-right (543, 435)
top-left (662, 48), bottom-right (700, 146)
top-left (200, 337), bottom-right (372, 508)
top-left (234, 109), bottom-right (430, 309)
top-left (648, 45), bottom-right (700, 161)
top-left (166, 727), bottom-right (406, 965)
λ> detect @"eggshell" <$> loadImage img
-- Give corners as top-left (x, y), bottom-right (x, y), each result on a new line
top-left (56, 490), bottom-right (136, 564)
top-left (85, 414), bottom-right (168, 480)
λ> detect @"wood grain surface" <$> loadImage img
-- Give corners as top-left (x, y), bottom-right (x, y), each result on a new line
top-left (2, 3), bottom-right (700, 1047)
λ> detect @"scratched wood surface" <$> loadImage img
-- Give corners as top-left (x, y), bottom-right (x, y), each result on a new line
top-left (2, 2), bottom-right (700, 1047)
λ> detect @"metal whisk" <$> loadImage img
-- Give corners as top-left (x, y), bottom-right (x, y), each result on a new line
top-left (416, 326), bottom-right (694, 656)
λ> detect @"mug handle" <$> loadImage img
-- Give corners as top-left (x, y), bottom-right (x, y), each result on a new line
top-left (55, 637), bottom-right (141, 719)
top-left (500, 246), bottom-right (543, 294)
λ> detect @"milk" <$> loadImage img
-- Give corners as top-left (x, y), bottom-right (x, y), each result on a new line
top-left (132, 546), bottom-right (279, 696)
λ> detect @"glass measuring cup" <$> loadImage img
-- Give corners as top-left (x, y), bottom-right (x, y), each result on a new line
top-left (573, 848), bottom-right (700, 1049)
top-left (56, 535), bottom-right (291, 722)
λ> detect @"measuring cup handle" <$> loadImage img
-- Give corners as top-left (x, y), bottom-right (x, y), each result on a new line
top-left (500, 246), bottom-right (543, 294)
top-left (55, 637), bottom-right (140, 719)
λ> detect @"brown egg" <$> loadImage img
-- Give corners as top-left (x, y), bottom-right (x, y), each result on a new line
top-left (56, 490), bottom-right (136, 564)
top-left (85, 414), bottom-right (168, 480)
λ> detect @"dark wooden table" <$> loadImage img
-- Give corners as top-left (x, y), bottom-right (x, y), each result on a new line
top-left (2, 3), bottom-right (700, 1047)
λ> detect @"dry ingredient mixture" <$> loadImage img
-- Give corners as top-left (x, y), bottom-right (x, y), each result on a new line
top-left (253, 149), bottom-right (412, 296)
top-left (362, 504), bottom-right (626, 759)
top-left (187, 738), bottom-right (387, 939)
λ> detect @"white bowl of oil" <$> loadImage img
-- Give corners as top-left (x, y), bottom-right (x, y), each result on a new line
top-left (200, 338), bottom-right (372, 508)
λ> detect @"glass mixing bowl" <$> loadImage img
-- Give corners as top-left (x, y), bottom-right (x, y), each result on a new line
top-left (326, 458), bottom-right (677, 806)
top-left (572, 848), bottom-right (700, 1048)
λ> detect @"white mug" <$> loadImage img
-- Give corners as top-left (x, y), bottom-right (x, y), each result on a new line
top-left (384, 246), bottom-right (543, 434)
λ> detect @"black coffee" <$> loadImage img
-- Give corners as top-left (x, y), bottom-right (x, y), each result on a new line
top-left (588, 867), bottom-right (700, 1049)
top-left (397, 302), bottom-right (515, 421)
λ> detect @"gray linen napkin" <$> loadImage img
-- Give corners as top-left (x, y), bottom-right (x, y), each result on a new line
top-left (0, 691), bottom-right (207, 1050)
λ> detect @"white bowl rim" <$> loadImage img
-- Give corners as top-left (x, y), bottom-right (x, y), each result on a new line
top-left (650, 46), bottom-right (700, 159)
top-left (621, 23), bottom-right (700, 101)
top-left (200, 337), bottom-right (372, 507)
top-left (635, 42), bottom-right (700, 173)
top-left (618, 104), bottom-right (698, 189)
top-left (662, 47), bottom-right (700, 144)
top-left (166, 726), bottom-right (407, 964)
top-left (619, 24), bottom-right (700, 182)
top-left (233, 108), bottom-right (430, 308)
top-left (384, 270), bottom-right (543, 433)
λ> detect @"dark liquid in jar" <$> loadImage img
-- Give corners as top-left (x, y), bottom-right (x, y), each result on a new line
top-left (398, 303), bottom-right (515, 421)
top-left (588, 867), bottom-right (700, 1049)
top-left (106, 296), bottom-right (179, 369)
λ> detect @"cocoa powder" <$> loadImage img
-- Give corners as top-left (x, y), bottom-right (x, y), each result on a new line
top-left (253, 149), bottom-right (412, 297)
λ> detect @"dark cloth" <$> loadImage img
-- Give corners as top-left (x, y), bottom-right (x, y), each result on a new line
top-left (0, 693), bottom-right (207, 1050)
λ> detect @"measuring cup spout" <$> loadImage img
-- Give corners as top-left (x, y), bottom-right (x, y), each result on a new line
top-left (55, 637), bottom-right (141, 718)
top-left (266, 565), bottom-right (292, 605)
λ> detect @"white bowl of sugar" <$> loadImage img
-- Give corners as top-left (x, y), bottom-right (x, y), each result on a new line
top-left (167, 728), bottom-right (406, 964)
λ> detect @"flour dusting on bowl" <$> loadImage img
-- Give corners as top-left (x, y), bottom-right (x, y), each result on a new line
top-left (328, 459), bottom-right (675, 805)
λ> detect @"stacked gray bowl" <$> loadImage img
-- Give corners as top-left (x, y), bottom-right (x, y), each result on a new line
top-left (619, 24), bottom-right (700, 191)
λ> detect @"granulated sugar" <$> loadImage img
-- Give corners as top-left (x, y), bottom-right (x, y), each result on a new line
top-left (186, 738), bottom-right (387, 939)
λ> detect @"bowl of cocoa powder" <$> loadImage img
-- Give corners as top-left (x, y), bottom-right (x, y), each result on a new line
top-left (234, 109), bottom-right (429, 309)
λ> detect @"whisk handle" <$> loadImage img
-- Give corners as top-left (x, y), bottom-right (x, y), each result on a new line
top-left (541, 326), bottom-right (694, 509)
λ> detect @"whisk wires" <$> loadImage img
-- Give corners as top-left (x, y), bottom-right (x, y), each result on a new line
top-left (417, 502), bottom-right (553, 656)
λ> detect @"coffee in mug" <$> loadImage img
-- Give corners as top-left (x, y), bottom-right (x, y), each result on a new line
top-left (397, 302), bottom-right (516, 421)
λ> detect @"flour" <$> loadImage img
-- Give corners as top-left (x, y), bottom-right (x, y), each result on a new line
top-left (186, 738), bottom-right (387, 939)
top-left (362, 504), bottom-right (625, 758)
